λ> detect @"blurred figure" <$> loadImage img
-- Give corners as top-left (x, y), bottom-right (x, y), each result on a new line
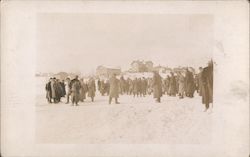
top-left (60, 80), bottom-right (66, 97)
top-left (87, 77), bottom-right (96, 102)
top-left (152, 71), bottom-right (162, 103)
top-left (109, 74), bottom-right (120, 104)
top-left (197, 67), bottom-right (203, 96)
top-left (105, 80), bottom-right (110, 95)
top-left (128, 78), bottom-right (133, 95)
top-left (119, 76), bottom-right (126, 95)
top-left (147, 78), bottom-right (153, 95)
top-left (177, 72), bottom-right (185, 99)
top-left (54, 79), bottom-right (64, 102)
top-left (65, 77), bottom-right (71, 104)
top-left (45, 78), bottom-right (52, 103)
top-left (165, 76), bottom-right (170, 95)
top-left (70, 76), bottom-right (81, 106)
top-left (137, 78), bottom-right (143, 97)
top-left (132, 78), bottom-right (139, 97)
top-left (201, 61), bottom-right (213, 112)
top-left (141, 77), bottom-right (148, 96)
top-left (80, 78), bottom-right (88, 102)
top-left (100, 79), bottom-right (106, 96)
top-left (97, 79), bottom-right (101, 92)
top-left (185, 68), bottom-right (195, 98)
top-left (169, 72), bottom-right (177, 96)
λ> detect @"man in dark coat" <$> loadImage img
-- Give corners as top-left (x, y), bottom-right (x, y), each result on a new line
top-left (152, 71), bottom-right (162, 103)
top-left (45, 78), bottom-right (52, 103)
top-left (97, 79), bottom-right (101, 92)
top-left (54, 79), bottom-right (63, 103)
top-left (185, 68), bottom-right (195, 98)
top-left (201, 61), bottom-right (213, 111)
top-left (60, 80), bottom-right (66, 97)
top-left (109, 74), bottom-right (120, 104)
top-left (119, 76), bottom-right (126, 95)
top-left (70, 76), bottom-right (81, 106)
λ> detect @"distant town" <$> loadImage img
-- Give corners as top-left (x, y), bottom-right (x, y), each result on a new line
top-left (36, 60), bottom-right (195, 80)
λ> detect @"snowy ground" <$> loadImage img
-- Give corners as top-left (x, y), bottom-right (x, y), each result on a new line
top-left (36, 91), bottom-right (212, 144)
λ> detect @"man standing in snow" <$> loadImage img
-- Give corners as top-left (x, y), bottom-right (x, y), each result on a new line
top-left (109, 73), bottom-right (120, 104)
top-left (152, 71), bottom-right (162, 103)
top-left (70, 76), bottom-right (81, 106)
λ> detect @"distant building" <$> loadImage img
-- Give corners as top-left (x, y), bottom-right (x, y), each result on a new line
top-left (145, 61), bottom-right (154, 72)
top-left (96, 65), bottom-right (121, 78)
top-left (130, 60), bottom-right (141, 72)
top-left (130, 60), bottom-right (153, 72)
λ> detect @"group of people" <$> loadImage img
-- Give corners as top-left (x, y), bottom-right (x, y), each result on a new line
top-left (45, 62), bottom-right (213, 111)
top-left (150, 61), bottom-right (213, 112)
top-left (46, 76), bottom-right (96, 106)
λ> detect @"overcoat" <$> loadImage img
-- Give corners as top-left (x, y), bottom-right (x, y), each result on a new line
top-left (109, 76), bottom-right (119, 98)
top-left (71, 80), bottom-right (81, 102)
top-left (80, 81), bottom-right (88, 100)
top-left (50, 80), bottom-right (56, 98)
top-left (45, 82), bottom-right (52, 99)
top-left (201, 65), bottom-right (213, 105)
top-left (152, 73), bottom-right (162, 98)
top-left (185, 71), bottom-right (195, 95)
top-left (87, 79), bottom-right (96, 97)
top-left (178, 75), bottom-right (185, 94)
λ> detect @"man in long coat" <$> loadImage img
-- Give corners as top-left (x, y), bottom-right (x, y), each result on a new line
top-left (119, 76), bottom-right (126, 95)
top-left (54, 79), bottom-right (64, 103)
top-left (87, 77), bottom-right (96, 102)
top-left (70, 76), bottom-right (81, 106)
top-left (45, 78), bottom-right (52, 103)
top-left (152, 71), bottom-right (162, 103)
top-left (201, 61), bottom-right (213, 111)
top-left (185, 68), bottom-right (195, 98)
top-left (109, 74), bottom-right (120, 104)
top-left (169, 72), bottom-right (177, 96)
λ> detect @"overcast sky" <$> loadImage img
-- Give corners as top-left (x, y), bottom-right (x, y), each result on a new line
top-left (37, 13), bottom-right (213, 74)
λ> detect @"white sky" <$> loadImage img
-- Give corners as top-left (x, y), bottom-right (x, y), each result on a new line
top-left (37, 13), bottom-right (213, 74)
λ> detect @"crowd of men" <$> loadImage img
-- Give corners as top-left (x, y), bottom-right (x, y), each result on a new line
top-left (45, 61), bottom-right (213, 112)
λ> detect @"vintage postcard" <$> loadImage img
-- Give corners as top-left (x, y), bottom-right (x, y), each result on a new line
top-left (1, 1), bottom-right (249, 157)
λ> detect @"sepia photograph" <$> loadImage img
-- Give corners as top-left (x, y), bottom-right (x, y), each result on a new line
top-left (36, 13), bottom-right (214, 144)
top-left (1, 1), bottom-right (249, 157)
